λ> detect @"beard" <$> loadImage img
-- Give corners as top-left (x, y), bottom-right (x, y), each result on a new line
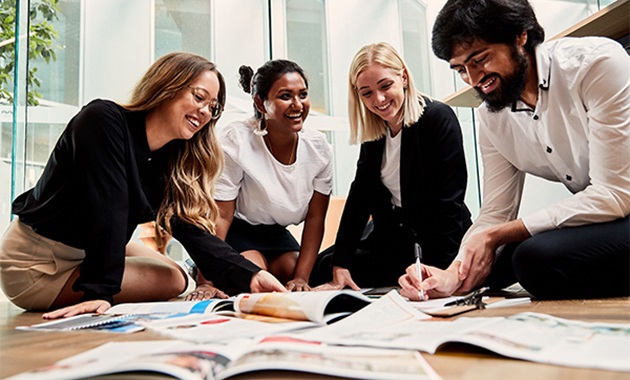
top-left (475, 46), bottom-right (529, 113)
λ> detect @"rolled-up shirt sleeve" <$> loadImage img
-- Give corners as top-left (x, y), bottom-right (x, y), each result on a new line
top-left (455, 126), bottom-right (526, 262)
top-left (522, 41), bottom-right (630, 234)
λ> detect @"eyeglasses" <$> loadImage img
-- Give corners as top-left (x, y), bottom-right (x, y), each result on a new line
top-left (187, 86), bottom-right (223, 120)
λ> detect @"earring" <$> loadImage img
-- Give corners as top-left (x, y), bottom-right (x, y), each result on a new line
top-left (253, 116), bottom-right (268, 136)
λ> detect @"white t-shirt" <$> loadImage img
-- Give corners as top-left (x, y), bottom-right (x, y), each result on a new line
top-left (381, 129), bottom-right (402, 207)
top-left (215, 118), bottom-right (334, 226)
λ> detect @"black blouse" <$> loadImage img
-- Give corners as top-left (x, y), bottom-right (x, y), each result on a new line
top-left (333, 98), bottom-right (472, 270)
top-left (13, 99), bottom-right (259, 303)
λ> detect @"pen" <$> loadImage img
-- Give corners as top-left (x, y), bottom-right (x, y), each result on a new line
top-left (414, 243), bottom-right (425, 301)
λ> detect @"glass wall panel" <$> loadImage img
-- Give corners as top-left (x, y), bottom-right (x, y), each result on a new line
top-left (24, 0), bottom-right (80, 195)
top-left (34, 0), bottom-right (80, 106)
top-left (154, 0), bottom-right (212, 60)
top-left (286, 0), bottom-right (329, 114)
top-left (212, 0), bottom-right (268, 128)
top-left (3, 0), bottom-right (625, 234)
top-left (400, 0), bottom-right (432, 95)
top-left (1, 0), bottom-right (29, 233)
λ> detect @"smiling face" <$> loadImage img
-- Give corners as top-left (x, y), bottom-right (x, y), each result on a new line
top-left (449, 37), bottom-right (529, 112)
top-left (355, 62), bottom-right (407, 129)
top-left (258, 72), bottom-right (310, 134)
top-left (160, 70), bottom-right (221, 141)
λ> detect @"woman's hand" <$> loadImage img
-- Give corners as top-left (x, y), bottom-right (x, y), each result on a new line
top-left (42, 300), bottom-right (112, 320)
top-left (250, 270), bottom-right (288, 293)
top-left (313, 266), bottom-right (360, 291)
top-left (398, 263), bottom-right (462, 301)
top-left (286, 278), bottom-right (311, 292)
top-left (185, 283), bottom-right (228, 301)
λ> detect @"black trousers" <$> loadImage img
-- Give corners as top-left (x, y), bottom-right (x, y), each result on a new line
top-left (486, 215), bottom-right (630, 299)
top-left (310, 220), bottom-right (415, 288)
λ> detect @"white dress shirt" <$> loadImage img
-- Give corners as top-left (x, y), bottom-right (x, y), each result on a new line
top-left (215, 118), bottom-right (333, 227)
top-left (457, 37), bottom-right (630, 261)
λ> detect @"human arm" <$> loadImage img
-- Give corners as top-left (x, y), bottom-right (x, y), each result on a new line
top-left (171, 219), bottom-right (259, 294)
top-left (185, 276), bottom-right (228, 300)
top-left (329, 144), bottom-right (374, 271)
top-left (250, 270), bottom-right (288, 293)
top-left (407, 100), bottom-right (472, 268)
top-left (214, 200), bottom-right (235, 240)
top-left (453, 110), bottom-right (529, 291)
top-left (185, 200), bottom-right (236, 300)
top-left (70, 101), bottom-right (132, 304)
top-left (400, 218), bottom-right (530, 298)
top-left (398, 263), bottom-right (461, 301)
top-left (456, 219), bottom-right (530, 293)
top-left (288, 191), bottom-right (330, 291)
top-left (42, 300), bottom-right (112, 319)
top-left (314, 266), bottom-right (361, 291)
top-left (520, 40), bottom-right (630, 234)
top-left (186, 270), bottom-right (287, 300)
top-left (314, 143), bottom-right (376, 291)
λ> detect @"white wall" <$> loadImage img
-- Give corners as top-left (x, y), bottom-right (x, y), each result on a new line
top-left (82, 0), bottom-right (153, 104)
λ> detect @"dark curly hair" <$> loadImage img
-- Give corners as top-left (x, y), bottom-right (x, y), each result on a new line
top-left (432, 0), bottom-right (545, 61)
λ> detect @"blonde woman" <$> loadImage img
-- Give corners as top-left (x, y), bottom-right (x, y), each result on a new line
top-left (0, 52), bottom-right (285, 317)
top-left (312, 42), bottom-right (472, 290)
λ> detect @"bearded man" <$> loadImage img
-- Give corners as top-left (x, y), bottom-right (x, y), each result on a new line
top-left (399, 0), bottom-right (629, 299)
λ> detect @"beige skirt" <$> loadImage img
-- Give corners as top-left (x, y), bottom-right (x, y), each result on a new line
top-left (0, 218), bottom-right (85, 310)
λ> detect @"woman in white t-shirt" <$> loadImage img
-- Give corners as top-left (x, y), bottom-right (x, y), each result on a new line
top-left (189, 60), bottom-right (333, 296)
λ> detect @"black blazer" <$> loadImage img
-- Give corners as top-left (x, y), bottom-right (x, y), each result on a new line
top-left (332, 98), bottom-right (472, 270)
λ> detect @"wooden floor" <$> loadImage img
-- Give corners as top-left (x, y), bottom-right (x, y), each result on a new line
top-left (1, 291), bottom-right (629, 380)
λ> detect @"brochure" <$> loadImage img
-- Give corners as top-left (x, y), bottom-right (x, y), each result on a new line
top-left (6, 338), bottom-right (441, 380)
top-left (17, 290), bottom-right (371, 333)
top-left (16, 299), bottom-right (233, 333)
top-left (296, 291), bottom-right (630, 372)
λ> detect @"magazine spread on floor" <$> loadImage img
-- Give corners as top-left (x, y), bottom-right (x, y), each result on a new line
top-left (5, 338), bottom-right (441, 380)
top-left (135, 290), bottom-right (374, 342)
top-left (16, 290), bottom-right (372, 334)
top-left (16, 299), bottom-right (234, 333)
top-left (294, 291), bottom-right (630, 372)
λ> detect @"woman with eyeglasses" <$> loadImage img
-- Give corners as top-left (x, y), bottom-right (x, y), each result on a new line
top-left (0, 52), bottom-right (286, 316)
top-left (188, 59), bottom-right (333, 298)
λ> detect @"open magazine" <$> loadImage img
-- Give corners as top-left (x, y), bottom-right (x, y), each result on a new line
top-left (6, 338), bottom-right (441, 380)
top-left (294, 291), bottom-right (630, 372)
top-left (16, 299), bottom-right (234, 333)
top-left (233, 289), bottom-right (371, 324)
top-left (136, 290), bottom-right (373, 343)
top-left (17, 290), bottom-right (371, 333)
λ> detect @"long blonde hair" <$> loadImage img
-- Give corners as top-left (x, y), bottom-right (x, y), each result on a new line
top-left (348, 42), bottom-right (425, 144)
top-left (123, 52), bottom-right (226, 246)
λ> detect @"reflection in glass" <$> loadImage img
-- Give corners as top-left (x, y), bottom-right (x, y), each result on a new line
top-left (400, 0), bottom-right (432, 95)
top-left (286, 0), bottom-right (329, 114)
top-left (155, 0), bottom-right (212, 60)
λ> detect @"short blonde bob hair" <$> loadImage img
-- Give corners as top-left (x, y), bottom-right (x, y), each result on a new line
top-left (348, 42), bottom-right (425, 144)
